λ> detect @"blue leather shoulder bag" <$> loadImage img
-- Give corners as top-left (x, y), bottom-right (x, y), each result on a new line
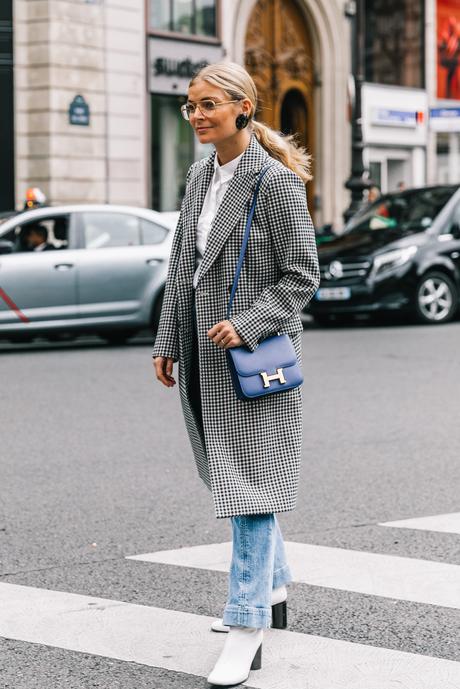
top-left (225, 161), bottom-right (303, 401)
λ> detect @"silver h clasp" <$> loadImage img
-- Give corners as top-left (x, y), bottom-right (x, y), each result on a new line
top-left (260, 368), bottom-right (286, 388)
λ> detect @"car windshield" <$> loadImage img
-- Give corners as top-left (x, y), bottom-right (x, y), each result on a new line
top-left (343, 186), bottom-right (457, 235)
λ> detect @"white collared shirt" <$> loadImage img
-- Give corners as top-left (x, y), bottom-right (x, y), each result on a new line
top-left (193, 149), bottom-right (245, 289)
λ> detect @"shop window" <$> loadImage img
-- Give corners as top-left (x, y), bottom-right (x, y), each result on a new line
top-left (365, 0), bottom-right (424, 88)
top-left (150, 0), bottom-right (217, 38)
top-left (369, 161), bottom-right (382, 188)
top-left (151, 94), bottom-right (195, 211)
top-left (151, 2), bottom-right (170, 31)
top-left (196, 0), bottom-right (216, 35)
top-left (436, 132), bottom-right (460, 184)
top-left (173, 0), bottom-right (193, 33)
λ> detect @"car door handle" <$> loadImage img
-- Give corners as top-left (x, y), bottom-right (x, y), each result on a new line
top-left (54, 263), bottom-right (74, 270)
top-left (146, 258), bottom-right (163, 266)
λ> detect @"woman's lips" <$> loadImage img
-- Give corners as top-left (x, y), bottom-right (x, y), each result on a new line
top-left (197, 127), bottom-right (211, 132)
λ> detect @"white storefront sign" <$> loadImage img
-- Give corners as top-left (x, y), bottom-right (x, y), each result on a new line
top-left (430, 108), bottom-right (460, 132)
top-left (362, 84), bottom-right (428, 189)
top-left (148, 37), bottom-right (224, 95)
top-left (362, 84), bottom-right (428, 146)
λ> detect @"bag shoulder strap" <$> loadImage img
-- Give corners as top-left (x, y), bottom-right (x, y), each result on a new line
top-left (226, 161), bottom-right (273, 320)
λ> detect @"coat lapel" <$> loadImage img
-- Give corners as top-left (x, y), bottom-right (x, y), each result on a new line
top-left (183, 133), bottom-right (269, 288)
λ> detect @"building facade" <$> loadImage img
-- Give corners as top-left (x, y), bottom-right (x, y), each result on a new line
top-left (361, 0), bottom-right (427, 193)
top-left (427, 0), bottom-right (460, 185)
top-left (5, 0), bottom-right (460, 228)
top-left (142, 0), bottom-right (351, 228)
top-left (13, 0), bottom-right (147, 210)
top-left (147, 1), bottom-right (224, 213)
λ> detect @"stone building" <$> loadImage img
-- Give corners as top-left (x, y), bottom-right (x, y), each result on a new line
top-left (11, 0), bottom-right (146, 209)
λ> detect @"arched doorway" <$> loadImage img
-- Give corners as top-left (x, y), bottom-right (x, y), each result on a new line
top-left (245, 0), bottom-right (315, 217)
top-left (281, 89), bottom-right (309, 143)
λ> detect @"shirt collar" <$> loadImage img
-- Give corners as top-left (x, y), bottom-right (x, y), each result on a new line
top-left (213, 150), bottom-right (245, 184)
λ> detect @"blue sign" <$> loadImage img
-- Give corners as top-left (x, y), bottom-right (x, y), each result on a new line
top-left (430, 108), bottom-right (460, 119)
top-left (372, 108), bottom-right (418, 127)
top-left (69, 95), bottom-right (90, 126)
top-left (430, 108), bottom-right (460, 132)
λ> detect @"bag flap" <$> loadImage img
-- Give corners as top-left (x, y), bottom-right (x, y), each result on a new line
top-left (227, 333), bottom-right (297, 377)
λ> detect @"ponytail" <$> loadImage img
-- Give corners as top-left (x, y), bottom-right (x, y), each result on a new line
top-left (251, 120), bottom-right (313, 184)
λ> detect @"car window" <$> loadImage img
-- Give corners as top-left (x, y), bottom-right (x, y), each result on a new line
top-left (344, 187), bottom-right (457, 235)
top-left (140, 218), bottom-right (168, 245)
top-left (6, 215), bottom-right (70, 252)
top-left (81, 212), bottom-right (141, 249)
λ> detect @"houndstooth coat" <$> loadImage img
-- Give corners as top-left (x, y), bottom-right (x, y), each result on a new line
top-left (152, 132), bottom-right (320, 519)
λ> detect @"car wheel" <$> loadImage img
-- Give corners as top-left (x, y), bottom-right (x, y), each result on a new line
top-left (151, 288), bottom-right (164, 335)
top-left (414, 271), bottom-right (458, 324)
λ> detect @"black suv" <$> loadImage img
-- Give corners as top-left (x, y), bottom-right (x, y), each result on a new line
top-left (307, 185), bottom-right (460, 325)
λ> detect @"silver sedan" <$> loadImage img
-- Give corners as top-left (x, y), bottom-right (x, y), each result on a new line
top-left (0, 204), bottom-right (179, 344)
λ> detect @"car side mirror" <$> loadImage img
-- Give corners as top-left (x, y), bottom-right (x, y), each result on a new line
top-left (0, 240), bottom-right (14, 254)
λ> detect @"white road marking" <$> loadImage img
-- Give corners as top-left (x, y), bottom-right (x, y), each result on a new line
top-left (380, 512), bottom-right (460, 535)
top-left (127, 541), bottom-right (460, 609)
top-left (0, 582), bottom-right (459, 689)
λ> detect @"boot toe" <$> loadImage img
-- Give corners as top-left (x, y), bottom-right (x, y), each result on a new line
top-left (210, 619), bottom-right (230, 633)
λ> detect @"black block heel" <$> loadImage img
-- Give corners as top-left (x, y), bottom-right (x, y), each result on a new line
top-left (250, 643), bottom-right (262, 670)
top-left (271, 600), bottom-right (287, 629)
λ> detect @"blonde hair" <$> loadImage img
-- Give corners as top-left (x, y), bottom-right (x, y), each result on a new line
top-left (189, 61), bottom-right (313, 184)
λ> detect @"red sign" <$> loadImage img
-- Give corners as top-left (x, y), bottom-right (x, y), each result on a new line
top-left (437, 0), bottom-right (460, 99)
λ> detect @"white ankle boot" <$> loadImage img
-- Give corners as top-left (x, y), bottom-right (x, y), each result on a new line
top-left (210, 584), bottom-right (287, 633)
top-left (207, 625), bottom-right (263, 686)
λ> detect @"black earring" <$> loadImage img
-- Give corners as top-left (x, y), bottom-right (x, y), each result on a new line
top-left (235, 113), bottom-right (249, 130)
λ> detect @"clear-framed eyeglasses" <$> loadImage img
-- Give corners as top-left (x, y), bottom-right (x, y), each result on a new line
top-left (180, 98), bottom-right (242, 121)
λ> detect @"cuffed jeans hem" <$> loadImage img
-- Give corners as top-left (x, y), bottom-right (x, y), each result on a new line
top-left (222, 605), bottom-right (272, 629)
top-left (273, 563), bottom-right (293, 589)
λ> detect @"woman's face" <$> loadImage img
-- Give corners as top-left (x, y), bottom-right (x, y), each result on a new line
top-left (186, 79), bottom-right (252, 145)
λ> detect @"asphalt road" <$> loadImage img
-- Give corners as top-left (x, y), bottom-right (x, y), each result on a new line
top-left (0, 318), bottom-right (459, 688)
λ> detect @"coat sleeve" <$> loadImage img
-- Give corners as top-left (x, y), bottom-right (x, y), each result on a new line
top-left (228, 166), bottom-right (320, 352)
top-left (152, 164), bottom-right (195, 361)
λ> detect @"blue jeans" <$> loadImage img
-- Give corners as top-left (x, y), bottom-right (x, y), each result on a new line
top-left (222, 513), bottom-right (293, 629)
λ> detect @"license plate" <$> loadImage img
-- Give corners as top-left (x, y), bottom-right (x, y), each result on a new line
top-left (315, 287), bottom-right (351, 300)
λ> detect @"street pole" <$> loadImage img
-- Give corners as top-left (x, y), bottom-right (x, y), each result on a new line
top-left (343, 0), bottom-right (371, 224)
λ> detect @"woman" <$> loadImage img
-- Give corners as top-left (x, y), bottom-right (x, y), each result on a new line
top-left (152, 61), bottom-right (320, 686)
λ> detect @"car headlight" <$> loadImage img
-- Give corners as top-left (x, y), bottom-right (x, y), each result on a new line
top-left (371, 245), bottom-right (418, 278)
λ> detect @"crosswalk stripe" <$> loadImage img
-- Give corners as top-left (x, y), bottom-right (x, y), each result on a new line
top-left (379, 512), bottom-right (460, 535)
top-left (1, 582), bottom-right (459, 689)
top-left (127, 541), bottom-right (460, 609)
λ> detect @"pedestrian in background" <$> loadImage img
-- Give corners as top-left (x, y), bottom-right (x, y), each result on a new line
top-left (367, 184), bottom-right (381, 204)
top-left (152, 61), bottom-right (320, 686)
